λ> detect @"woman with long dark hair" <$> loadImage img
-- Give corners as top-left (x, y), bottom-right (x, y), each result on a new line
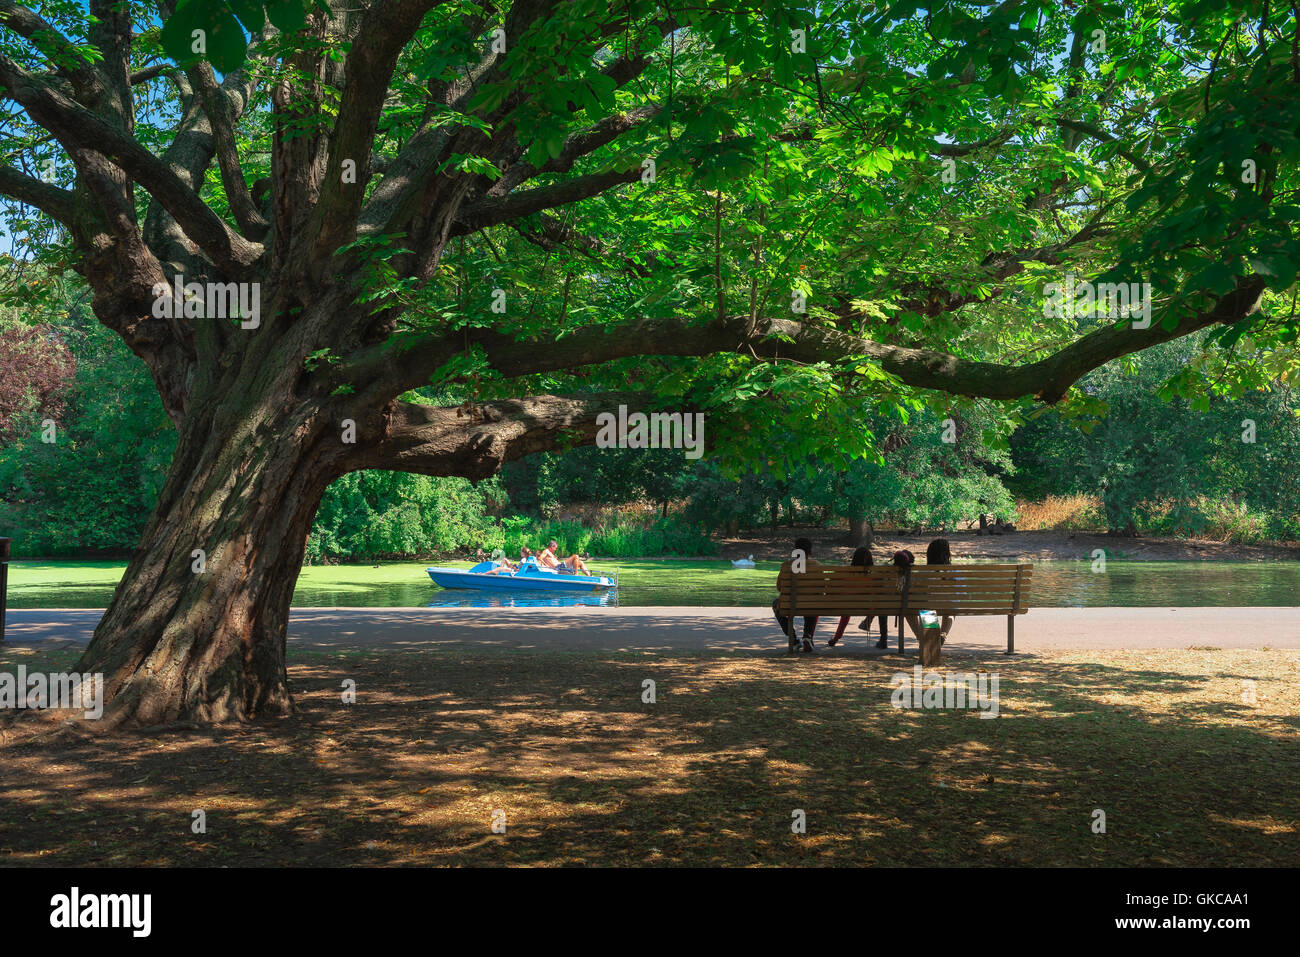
top-left (923, 538), bottom-right (955, 642)
top-left (828, 547), bottom-right (895, 648)
top-left (883, 549), bottom-right (917, 649)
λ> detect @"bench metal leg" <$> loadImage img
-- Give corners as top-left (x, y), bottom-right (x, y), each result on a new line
top-left (1006, 615), bottom-right (1014, 654)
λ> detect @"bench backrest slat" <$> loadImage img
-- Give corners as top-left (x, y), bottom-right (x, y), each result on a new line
top-left (777, 564), bottom-right (1033, 615)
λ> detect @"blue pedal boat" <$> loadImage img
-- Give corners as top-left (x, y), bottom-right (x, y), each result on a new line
top-left (426, 560), bottom-right (616, 593)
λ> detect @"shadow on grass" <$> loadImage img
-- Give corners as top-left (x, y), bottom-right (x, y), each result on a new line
top-left (0, 645), bottom-right (1296, 866)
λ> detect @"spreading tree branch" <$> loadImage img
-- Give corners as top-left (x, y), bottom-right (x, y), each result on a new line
top-left (345, 277), bottom-right (1268, 408)
top-left (0, 160), bottom-right (76, 224)
top-left (188, 61), bottom-right (266, 239)
top-left (310, 0), bottom-right (447, 265)
top-left (353, 390), bottom-right (656, 479)
top-left (0, 53), bottom-right (263, 274)
top-left (453, 165), bottom-right (645, 234)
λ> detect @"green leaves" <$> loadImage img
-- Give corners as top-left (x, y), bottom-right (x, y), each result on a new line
top-left (303, 348), bottom-right (338, 372)
top-left (1187, 260), bottom-right (1239, 297)
top-left (1248, 247), bottom-right (1299, 292)
top-left (160, 1), bottom-right (244, 72)
top-left (227, 0), bottom-right (266, 35)
top-left (465, 82), bottom-right (509, 115)
top-left (265, 0), bottom-right (312, 33)
top-left (160, 0), bottom-right (317, 71)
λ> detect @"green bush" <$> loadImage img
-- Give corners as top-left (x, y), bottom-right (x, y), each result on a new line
top-left (1143, 496), bottom-right (1273, 544)
top-left (308, 471), bottom-right (503, 560)
top-left (485, 516), bottom-right (716, 558)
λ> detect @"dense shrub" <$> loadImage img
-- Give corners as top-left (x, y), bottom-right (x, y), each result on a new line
top-left (308, 471), bottom-right (503, 560)
top-left (481, 516), bottom-right (715, 558)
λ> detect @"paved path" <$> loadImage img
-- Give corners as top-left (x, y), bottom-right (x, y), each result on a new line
top-left (3, 606), bottom-right (1298, 655)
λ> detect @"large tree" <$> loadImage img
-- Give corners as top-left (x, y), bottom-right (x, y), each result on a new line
top-left (0, 0), bottom-right (1295, 724)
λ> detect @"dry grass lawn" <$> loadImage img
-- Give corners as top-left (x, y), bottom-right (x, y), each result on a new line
top-left (1, 643), bottom-right (1296, 866)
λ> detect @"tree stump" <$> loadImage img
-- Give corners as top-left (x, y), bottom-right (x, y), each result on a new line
top-left (919, 631), bottom-right (943, 668)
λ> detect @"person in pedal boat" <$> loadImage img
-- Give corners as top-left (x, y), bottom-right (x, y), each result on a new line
top-left (538, 539), bottom-right (591, 575)
top-left (483, 548), bottom-right (516, 575)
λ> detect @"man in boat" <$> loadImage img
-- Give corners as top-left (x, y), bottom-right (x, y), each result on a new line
top-left (538, 540), bottom-right (592, 575)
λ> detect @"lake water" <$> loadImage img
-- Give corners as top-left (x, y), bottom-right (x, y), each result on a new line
top-left (6, 558), bottom-right (1300, 608)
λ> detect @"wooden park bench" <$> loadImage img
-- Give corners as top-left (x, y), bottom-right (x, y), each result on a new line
top-left (775, 563), bottom-right (1033, 660)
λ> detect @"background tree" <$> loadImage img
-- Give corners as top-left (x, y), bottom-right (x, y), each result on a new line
top-left (0, 288), bottom-right (174, 553)
top-left (1011, 334), bottom-right (1300, 537)
top-left (0, 321), bottom-right (73, 439)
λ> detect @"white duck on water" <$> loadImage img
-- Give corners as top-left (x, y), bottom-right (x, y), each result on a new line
top-left (731, 554), bottom-right (756, 568)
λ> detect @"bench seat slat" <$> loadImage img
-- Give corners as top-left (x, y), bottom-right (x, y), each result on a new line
top-left (776, 605), bottom-right (1028, 616)
top-left (778, 590), bottom-right (1030, 600)
top-left (789, 581), bottom-right (1030, 588)
top-left (777, 605), bottom-right (1028, 613)
top-left (789, 568), bottom-right (1030, 574)
top-left (783, 583), bottom-right (1026, 593)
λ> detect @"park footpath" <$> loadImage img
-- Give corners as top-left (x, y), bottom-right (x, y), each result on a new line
top-left (4, 606), bottom-right (1299, 654)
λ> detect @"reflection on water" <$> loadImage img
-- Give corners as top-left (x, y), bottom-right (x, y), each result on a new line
top-left (425, 589), bottom-right (619, 608)
top-left (613, 560), bottom-right (1300, 609)
top-left (418, 560), bottom-right (1300, 608)
top-left (10, 559), bottom-right (1300, 609)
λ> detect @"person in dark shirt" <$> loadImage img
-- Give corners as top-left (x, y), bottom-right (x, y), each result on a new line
top-left (772, 536), bottom-right (821, 652)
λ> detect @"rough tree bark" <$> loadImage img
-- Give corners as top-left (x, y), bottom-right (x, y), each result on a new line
top-left (78, 345), bottom-right (346, 724)
top-left (78, 371), bottom-right (631, 725)
top-left (846, 515), bottom-right (873, 547)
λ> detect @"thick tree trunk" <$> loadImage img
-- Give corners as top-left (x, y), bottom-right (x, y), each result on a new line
top-left (846, 515), bottom-right (872, 546)
top-left (74, 383), bottom-right (342, 726)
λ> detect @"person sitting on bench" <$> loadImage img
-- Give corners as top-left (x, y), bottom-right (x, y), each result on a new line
top-left (772, 536), bottom-right (822, 652)
top-left (921, 538), bottom-right (956, 643)
top-left (883, 549), bottom-right (916, 648)
top-left (827, 547), bottom-right (891, 648)
top-left (892, 541), bottom-right (956, 647)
